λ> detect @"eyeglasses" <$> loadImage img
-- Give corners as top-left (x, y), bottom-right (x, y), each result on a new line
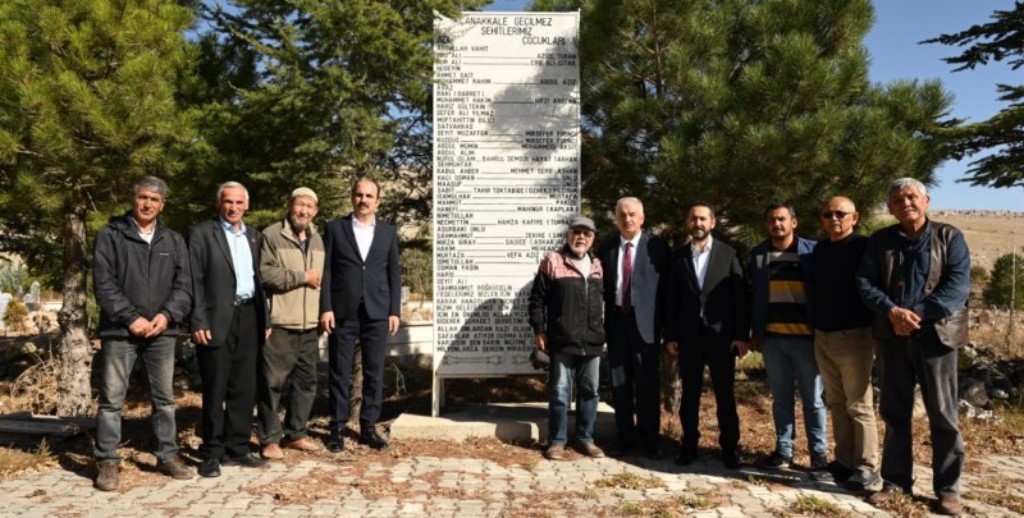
top-left (821, 210), bottom-right (850, 220)
top-left (571, 228), bottom-right (595, 237)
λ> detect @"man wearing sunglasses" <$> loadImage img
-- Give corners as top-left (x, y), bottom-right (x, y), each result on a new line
top-left (809, 196), bottom-right (879, 491)
top-left (529, 216), bottom-right (606, 461)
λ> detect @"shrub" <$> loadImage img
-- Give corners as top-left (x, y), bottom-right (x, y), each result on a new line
top-left (972, 265), bottom-right (991, 284)
top-left (4, 299), bottom-right (29, 331)
top-left (983, 253), bottom-right (1024, 309)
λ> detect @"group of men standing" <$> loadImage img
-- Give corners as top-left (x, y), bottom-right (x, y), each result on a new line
top-left (92, 177), bottom-right (401, 490)
top-left (529, 177), bottom-right (969, 515)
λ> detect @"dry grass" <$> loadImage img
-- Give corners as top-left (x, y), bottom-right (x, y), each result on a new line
top-left (787, 494), bottom-right (854, 517)
top-left (594, 471), bottom-right (665, 490)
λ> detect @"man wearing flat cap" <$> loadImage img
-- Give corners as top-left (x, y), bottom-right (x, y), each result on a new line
top-left (256, 187), bottom-right (325, 459)
top-left (528, 216), bottom-right (606, 460)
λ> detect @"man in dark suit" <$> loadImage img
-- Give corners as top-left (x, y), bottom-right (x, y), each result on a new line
top-left (598, 197), bottom-right (669, 457)
top-left (664, 202), bottom-right (750, 469)
top-left (189, 181), bottom-right (271, 477)
top-left (319, 177), bottom-right (402, 453)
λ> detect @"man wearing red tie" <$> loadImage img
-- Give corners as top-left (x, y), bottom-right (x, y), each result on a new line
top-left (598, 197), bottom-right (670, 458)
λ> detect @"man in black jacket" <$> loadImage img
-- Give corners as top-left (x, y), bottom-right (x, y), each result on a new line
top-left (92, 176), bottom-right (193, 490)
top-left (664, 202), bottom-right (749, 469)
top-left (529, 216), bottom-right (605, 460)
top-left (189, 181), bottom-right (271, 477)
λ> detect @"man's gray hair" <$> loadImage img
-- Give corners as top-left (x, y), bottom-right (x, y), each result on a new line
top-left (615, 196), bottom-right (644, 215)
top-left (887, 177), bottom-right (928, 199)
top-left (132, 176), bottom-right (168, 199)
top-left (216, 181), bottom-right (249, 202)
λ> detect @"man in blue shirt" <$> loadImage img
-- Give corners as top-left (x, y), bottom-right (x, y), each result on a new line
top-left (856, 177), bottom-right (970, 516)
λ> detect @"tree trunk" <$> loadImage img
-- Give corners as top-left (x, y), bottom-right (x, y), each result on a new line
top-left (56, 195), bottom-right (92, 416)
top-left (660, 350), bottom-right (680, 415)
top-left (348, 342), bottom-right (363, 426)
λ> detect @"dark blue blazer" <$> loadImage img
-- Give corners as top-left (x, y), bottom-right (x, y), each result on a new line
top-left (319, 214), bottom-right (402, 321)
top-left (187, 218), bottom-right (268, 348)
top-left (599, 231), bottom-right (670, 344)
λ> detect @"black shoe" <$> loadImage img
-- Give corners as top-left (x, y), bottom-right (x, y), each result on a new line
top-left (607, 441), bottom-right (636, 458)
top-left (643, 444), bottom-right (662, 460)
top-left (845, 468), bottom-right (882, 491)
top-left (757, 450), bottom-right (792, 470)
top-left (326, 432), bottom-right (345, 453)
top-left (674, 449), bottom-right (697, 466)
top-left (359, 429), bottom-right (389, 451)
top-left (197, 458), bottom-right (221, 478)
top-left (722, 450), bottom-right (741, 469)
top-left (222, 453), bottom-right (268, 468)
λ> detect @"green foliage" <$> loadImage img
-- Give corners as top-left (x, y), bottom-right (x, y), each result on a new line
top-left (972, 264), bottom-right (992, 284)
top-left (0, 0), bottom-right (197, 284)
top-left (182, 0), bottom-right (487, 232)
top-left (4, 298), bottom-right (28, 331)
top-left (538, 0), bottom-right (953, 246)
top-left (925, 3), bottom-right (1024, 188)
top-left (0, 263), bottom-right (28, 294)
top-left (983, 252), bottom-right (1024, 309)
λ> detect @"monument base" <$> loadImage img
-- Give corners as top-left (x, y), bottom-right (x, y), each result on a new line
top-left (388, 402), bottom-right (616, 443)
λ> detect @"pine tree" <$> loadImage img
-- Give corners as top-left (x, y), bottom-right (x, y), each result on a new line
top-left (0, 0), bottom-right (195, 415)
top-left (536, 0), bottom-right (953, 246)
top-left (924, 1), bottom-right (1024, 188)
top-left (185, 0), bottom-right (488, 228)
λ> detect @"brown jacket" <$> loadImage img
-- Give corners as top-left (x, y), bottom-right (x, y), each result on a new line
top-left (260, 219), bottom-right (325, 330)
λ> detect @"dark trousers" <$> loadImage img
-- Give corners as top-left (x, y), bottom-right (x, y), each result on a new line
top-left (877, 333), bottom-right (963, 497)
top-left (196, 302), bottom-right (258, 459)
top-left (607, 310), bottom-right (661, 449)
top-left (327, 304), bottom-right (388, 433)
top-left (678, 329), bottom-right (739, 455)
top-left (257, 327), bottom-right (319, 445)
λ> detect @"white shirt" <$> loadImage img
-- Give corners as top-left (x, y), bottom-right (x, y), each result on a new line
top-left (691, 236), bottom-right (713, 290)
top-left (574, 253), bottom-right (592, 279)
top-left (616, 234), bottom-right (641, 306)
top-left (133, 218), bottom-right (155, 244)
top-left (352, 215), bottom-right (376, 262)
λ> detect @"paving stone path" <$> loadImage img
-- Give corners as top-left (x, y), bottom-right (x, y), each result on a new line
top-left (1, 451), bottom-right (1021, 516)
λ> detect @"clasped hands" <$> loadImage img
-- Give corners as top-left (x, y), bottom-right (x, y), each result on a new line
top-left (128, 314), bottom-right (169, 338)
top-left (888, 307), bottom-right (921, 336)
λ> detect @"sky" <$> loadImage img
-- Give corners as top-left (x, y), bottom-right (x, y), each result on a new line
top-left (483, 0), bottom-right (1022, 211)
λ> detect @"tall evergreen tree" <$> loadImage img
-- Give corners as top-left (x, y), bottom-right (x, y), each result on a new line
top-left (535, 0), bottom-right (953, 245)
top-left (186, 0), bottom-right (487, 228)
top-left (0, 0), bottom-right (195, 415)
top-left (924, 1), bottom-right (1024, 188)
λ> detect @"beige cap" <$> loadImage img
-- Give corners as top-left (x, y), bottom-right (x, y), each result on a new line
top-left (290, 187), bottom-right (318, 204)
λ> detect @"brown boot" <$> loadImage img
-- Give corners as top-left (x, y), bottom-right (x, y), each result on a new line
top-left (157, 454), bottom-right (194, 480)
top-left (95, 460), bottom-right (120, 491)
top-left (282, 436), bottom-right (321, 452)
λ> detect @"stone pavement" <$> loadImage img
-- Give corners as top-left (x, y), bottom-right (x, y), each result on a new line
top-left (2, 447), bottom-right (1021, 517)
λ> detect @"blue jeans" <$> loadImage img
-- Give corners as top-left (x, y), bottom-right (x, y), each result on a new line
top-left (548, 352), bottom-right (601, 445)
top-left (94, 336), bottom-right (178, 462)
top-left (763, 335), bottom-right (827, 457)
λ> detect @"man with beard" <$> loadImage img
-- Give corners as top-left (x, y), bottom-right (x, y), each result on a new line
top-left (749, 203), bottom-right (827, 472)
top-left (598, 197), bottom-right (669, 458)
top-left (256, 187), bottom-right (325, 459)
top-left (529, 216), bottom-right (605, 460)
top-left (320, 178), bottom-right (402, 453)
top-left (664, 202), bottom-right (749, 469)
top-left (92, 176), bottom-right (193, 490)
top-left (189, 181), bottom-right (271, 477)
top-left (857, 178), bottom-right (969, 516)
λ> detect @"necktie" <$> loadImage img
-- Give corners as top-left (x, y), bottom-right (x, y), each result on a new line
top-left (622, 242), bottom-right (633, 313)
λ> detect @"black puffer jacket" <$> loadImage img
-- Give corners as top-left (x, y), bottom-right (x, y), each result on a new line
top-left (93, 212), bottom-right (192, 338)
top-left (528, 246), bottom-right (605, 355)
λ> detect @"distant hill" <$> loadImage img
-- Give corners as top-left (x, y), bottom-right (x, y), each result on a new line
top-left (931, 210), bottom-right (1024, 271)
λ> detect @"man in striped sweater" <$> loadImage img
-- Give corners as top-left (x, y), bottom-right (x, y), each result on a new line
top-left (749, 203), bottom-right (828, 472)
